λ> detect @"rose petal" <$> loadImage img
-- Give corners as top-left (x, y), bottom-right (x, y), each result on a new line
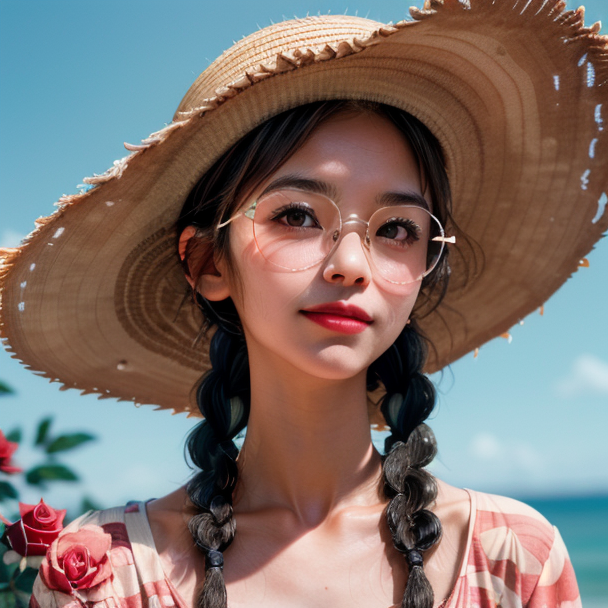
top-left (18, 502), bottom-right (36, 520)
top-left (41, 524), bottom-right (114, 595)
top-left (22, 522), bottom-right (64, 547)
top-left (75, 557), bottom-right (113, 590)
top-left (32, 502), bottom-right (58, 529)
top-left (63, 545), bottom-right (90, 582)
top-left (0, 464), bottom-right (22, 474)
top-left (24, 542), bottom-right (50, 557)
top-left (56, 526), bottom-right (111, 562)
top-left (22, 500), bottom-right (65, 532)
top-left (40, 558), bottom-right (73, 595)
top-left (6, 520), bottom-right (27, 555)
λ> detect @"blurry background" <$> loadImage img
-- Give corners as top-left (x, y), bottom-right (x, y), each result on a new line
top-left (1, 0), bottom-right (606, 605)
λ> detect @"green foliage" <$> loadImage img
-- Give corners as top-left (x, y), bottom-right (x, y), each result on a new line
top-left (34, 419), bottom-right (52, 447)
top-left (0, 382), bottom-right (13, 396)
top-left (0, 415), bottom-right (101, 605)
top-left (3, 430), bottom-right (20, 444)
top-left (13, 569), bottom-right (37, 594)
top-left (25, 465), bottom-right (79, 487)
top-left (0, 542), bottom-right (30, 608)
top-left (0, 483), bottom-right (18, 502)
top-left (1, 417), bottom-right (97, 494)
top-left (46, 433), bottom-right (95, 454)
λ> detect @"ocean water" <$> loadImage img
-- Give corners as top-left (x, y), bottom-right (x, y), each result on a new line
top-left (523, 494), bottom-right (608, 608)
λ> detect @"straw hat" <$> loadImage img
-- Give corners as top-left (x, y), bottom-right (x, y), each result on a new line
top-left (0, 0), bottom-right (606, 416)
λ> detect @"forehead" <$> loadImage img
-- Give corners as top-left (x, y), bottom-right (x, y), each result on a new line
top-left (256, 110), bottom-right (429, 209)
top-left (283, 111), bottom-right (418, 171)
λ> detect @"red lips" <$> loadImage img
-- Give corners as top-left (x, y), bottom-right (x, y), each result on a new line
top-left (302, 301), bottom-right (373, 322)
top-left (300, 302), bottom-right (373, 334)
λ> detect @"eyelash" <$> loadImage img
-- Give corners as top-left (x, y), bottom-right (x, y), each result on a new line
top-left (269, 203), bottom-right (423, 247)
top-left (270, 203), bottom-right (321, 227)
top-left (376, 218), bottom-right (422, 246)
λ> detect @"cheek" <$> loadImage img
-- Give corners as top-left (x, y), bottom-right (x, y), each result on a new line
top-left (378, 277), bottom-right (421, 321)
top-left (226, 227), bottom-right (307, 325)
top-left (234, 270), bottom-right (310, 330)
top-left (375, 287), bottom-right (420, 346)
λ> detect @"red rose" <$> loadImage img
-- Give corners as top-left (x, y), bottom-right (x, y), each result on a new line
top-left (6, 499), bottom-right (67, 556)
top-left (0, 430), bottom-right (21, 474)
top-left (40, 525), bottom-right (113, 594)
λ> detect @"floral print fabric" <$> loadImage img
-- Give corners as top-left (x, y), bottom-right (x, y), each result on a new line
top-left (30, 490), bottom-right (581, 608)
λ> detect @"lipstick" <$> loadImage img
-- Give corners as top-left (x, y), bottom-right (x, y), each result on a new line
top-left (300, 302), bottom-right (372, 335)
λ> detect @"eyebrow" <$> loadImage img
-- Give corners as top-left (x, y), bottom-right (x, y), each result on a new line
top-left (261, 175), bottom-right (338, 200)
top-left (260, 174), bottom-right (430, 211)
top-left (378, 191), bottom-right (430, 212)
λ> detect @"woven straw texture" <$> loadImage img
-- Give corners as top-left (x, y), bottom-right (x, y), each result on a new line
top-left (0, 0), bottom-right (607, 416)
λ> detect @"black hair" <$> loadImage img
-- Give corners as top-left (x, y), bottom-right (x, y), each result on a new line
top-left (179, 100), bottom-right (452, 608)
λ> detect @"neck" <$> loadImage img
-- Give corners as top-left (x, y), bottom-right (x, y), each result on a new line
top-left (235, 352), bottom-right (384, 526)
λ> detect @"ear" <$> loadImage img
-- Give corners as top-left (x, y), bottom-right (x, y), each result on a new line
top-left (178, 226), bottom-right (231, 301)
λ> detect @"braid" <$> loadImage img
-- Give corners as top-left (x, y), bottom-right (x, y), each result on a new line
top-left (369, 323), bottom-right (442, 608)
top-left (186, 324), bottom-right (250, 608)
top-left (178, 101), bottom-right (454, 606)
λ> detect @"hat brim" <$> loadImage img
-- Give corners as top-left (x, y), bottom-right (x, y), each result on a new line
top-left (1, 0), bottom-right (607, 416)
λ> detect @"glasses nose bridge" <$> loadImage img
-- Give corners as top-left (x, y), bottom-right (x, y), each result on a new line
top-left (338, 213), bottom-right (371, 248)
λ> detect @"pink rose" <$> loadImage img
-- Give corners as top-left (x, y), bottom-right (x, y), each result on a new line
top-left (0, 430), bottom-right (21, 474)
top-left (40, 525), bottom-right (113, 593)
top-left (6, 499), bottom-right (67, 556)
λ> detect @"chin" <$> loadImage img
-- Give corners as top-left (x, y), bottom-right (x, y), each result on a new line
top-left (291, 343), bottom-right (380, 381)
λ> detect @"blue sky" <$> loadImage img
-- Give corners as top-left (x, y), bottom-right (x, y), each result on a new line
top-left (1, 0), bottom-right (607, 513)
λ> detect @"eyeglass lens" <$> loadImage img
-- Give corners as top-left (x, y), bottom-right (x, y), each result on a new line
top-left (251, 190), bottom-right (444, 284)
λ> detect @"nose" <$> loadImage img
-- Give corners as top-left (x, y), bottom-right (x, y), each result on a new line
top-left (322, 231), bottom-right (372, 287)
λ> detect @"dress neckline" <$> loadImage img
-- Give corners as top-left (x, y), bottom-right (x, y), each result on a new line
top-left (441, 488), bottom-right (476, 608)
top-left (131, 490), bottom-right (477, 608)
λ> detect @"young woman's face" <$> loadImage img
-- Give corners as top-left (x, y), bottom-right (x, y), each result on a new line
top-left (217, 111), bottom-right (432, 381)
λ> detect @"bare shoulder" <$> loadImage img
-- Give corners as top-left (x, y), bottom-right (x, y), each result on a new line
top-left (145, 487), bottom-right (194, 554)
top-left (422, 480), bottom-right (471, 602)
top-left (432, 479), bottom-right (471, 530)
top-left (146, 487), bottom-right (203, 606)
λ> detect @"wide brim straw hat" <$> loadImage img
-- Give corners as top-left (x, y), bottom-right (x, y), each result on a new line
top-left (0, 0), bottom-right (606, 417)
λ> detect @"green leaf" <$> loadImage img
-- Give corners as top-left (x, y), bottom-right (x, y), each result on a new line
top-left (3, 429), bottom-right (20, 444)
top-left (0, 482), bottom-right (18, 502)
top-left (25, 465), bottom-right (78, 486)
top-left (14, 568), bottom-right (37, 594)
top-left (0, 591), bottom-right (20, 608)
top-left (34, 418), bottom-right (52, 447)
top-left (0, 546), bottom-right (12, 584)
top-left (45, 433), bottom-right (95, 454)
top-left (0, 381), bottom-right (14, 396)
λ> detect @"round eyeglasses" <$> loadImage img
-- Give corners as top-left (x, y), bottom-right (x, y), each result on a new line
top-left (217, 189), bottom-right (455, 285)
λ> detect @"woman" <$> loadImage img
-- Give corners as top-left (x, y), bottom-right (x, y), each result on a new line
top-left (1, 1), bottom-right (606, 607)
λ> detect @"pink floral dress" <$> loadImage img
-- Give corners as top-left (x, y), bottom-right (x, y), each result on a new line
top-left (30, 490), bottom-right (581, 608)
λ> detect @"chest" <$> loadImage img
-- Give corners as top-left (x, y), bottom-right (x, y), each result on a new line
top-left (222, 528), bottom-right (408, 608)
top-left (153, 504), bottom-right (465, 608)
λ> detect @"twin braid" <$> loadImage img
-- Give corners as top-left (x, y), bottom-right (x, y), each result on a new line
top-left (186, 325), bottom-right (250, 608)
top-left (370, 323), bottom-right (442, 608)
top-left (188, 322), bottom-right (439, 608)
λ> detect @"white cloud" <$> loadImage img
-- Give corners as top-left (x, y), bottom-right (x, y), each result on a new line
top-left (470, 432), bottom-right (503, 460)
top-left (0, 229), bottom-right (25, 248)
top-left (468, 433), bottom-right (544, 475)
top-left (512, 443), bottom-right (544, 473)
top-left (555, 354), bottom-right (608, 398)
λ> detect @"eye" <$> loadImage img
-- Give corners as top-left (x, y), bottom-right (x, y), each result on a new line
top-left (376, 218), bottom-right (421, 245)
top-left (271, 203), bottom-right (321, 229)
